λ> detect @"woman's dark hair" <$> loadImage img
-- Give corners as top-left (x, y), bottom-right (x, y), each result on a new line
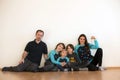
top-left (55, 43), bottom-right (65, 50)
top-left (78, 34), bottom-right (90, 50)
top-left (36, 30), bottom-right (44, 35)
top-left (66, 44), bottom-right (74, 50)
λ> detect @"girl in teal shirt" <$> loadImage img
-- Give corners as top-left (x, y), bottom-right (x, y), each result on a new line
top-left (40, 43), bottom-right (65, 72)
top-left (75, 34), bottom-right (104, 71)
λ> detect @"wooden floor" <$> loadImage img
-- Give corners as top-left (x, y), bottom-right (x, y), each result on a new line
top-left (0, 69), bottom-right (120, 80)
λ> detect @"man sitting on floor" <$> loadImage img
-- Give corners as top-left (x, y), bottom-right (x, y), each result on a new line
top-left (2, 30), bottom-right (48, 72)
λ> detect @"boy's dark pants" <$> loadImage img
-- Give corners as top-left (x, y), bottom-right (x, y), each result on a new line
top-left (57, 64), bottom-right (69, 71)
top-left (68, 62), bottom-right (79, 70)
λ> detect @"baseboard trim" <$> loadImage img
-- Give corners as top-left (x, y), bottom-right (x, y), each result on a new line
top-left (106, 67), bottom-right (120, 69)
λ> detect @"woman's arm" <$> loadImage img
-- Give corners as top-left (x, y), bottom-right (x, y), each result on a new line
top-left (74, 53), bottom-right (81, 63)
top-left (89, 39), bottom-right (99, 49)
top-left (49, 51), bottom-right (61, 65)
top-left (57, 57), bottom-right (60, 62)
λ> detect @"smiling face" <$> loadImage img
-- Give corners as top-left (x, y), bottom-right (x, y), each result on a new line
top-left (56, 44), bottom-right (65, 52)
top-left (67, 46), bottom-right (73, 54)
top-left (79, 36), bottom-right (86, 45)
top-left (60, 49), bottom-right (67, 57)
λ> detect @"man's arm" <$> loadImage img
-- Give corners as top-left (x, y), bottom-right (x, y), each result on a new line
top-left (43, 43), bottom-right (48, 60)
top-left (19, 51), bottom-right (28, 64)
top-left (43, 54), bottom-right (48, 60)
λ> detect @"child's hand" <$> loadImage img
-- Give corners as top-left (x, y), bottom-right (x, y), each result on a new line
top-left (91, 36), bottom-right (96, 40)
top-left (61, 62), bottom-right (66, 66)
top-left (63, 62), bottom-right (66, 65)
top-left (61, 62), bottom-right (64, 66)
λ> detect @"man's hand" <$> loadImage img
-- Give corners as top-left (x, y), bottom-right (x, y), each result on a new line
top-left (19, 51), bottom-right (28, 64)
top-left (19, 59), bottom-right (24, 64)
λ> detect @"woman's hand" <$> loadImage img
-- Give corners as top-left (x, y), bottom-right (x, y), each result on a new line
top-left (91, 36), bottom-right (96, 40)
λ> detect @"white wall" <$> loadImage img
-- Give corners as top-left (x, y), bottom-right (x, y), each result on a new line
top-left (0, 0), bottom-right (120, 68)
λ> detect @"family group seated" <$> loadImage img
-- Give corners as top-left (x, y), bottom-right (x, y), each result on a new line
top-left (2, 30), bottom-right (104, 72)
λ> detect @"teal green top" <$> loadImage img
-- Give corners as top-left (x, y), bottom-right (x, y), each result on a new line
top-left (74, 40), bottom-right (99, 63)
top-left (48, 50), bottom-right (61, 65)
top-left (57, 57), bottom-right (69, 63)
top-left (75, 40), bottom-right (99, 54)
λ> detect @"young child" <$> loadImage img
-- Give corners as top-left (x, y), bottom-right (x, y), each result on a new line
top-left (57, 49), bottom-right (69, 71)
top-left (66, 44), bottom-right (80, 71)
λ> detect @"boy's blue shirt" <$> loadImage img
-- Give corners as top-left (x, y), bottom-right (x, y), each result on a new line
top-left (57, 57), bottom-right (69, 63)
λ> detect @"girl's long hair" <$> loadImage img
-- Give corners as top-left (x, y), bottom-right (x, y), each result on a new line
top-left (78, 34), bottom-right (90, 50)
top-left (55, 43), bottom-right (65, 50)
